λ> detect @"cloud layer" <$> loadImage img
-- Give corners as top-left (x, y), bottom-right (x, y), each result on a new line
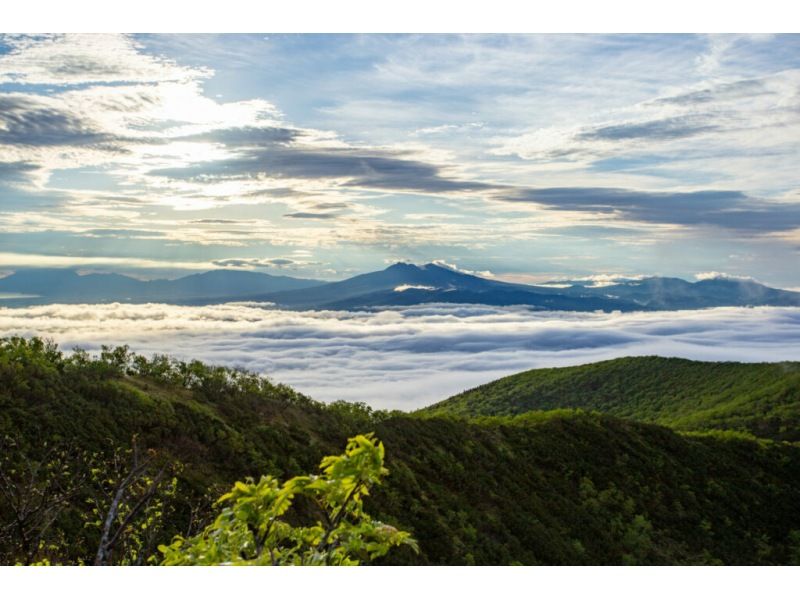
top-left (2, 302), bottom-right (799, 410)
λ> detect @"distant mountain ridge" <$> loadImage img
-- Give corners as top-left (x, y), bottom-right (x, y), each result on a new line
top-left (244, 262), bottom-right (638, 311)
top-left (1, 262), bottom-right (799, 311)
top-left (0, 268), bottom-right (324, 306)
top-left (544, 275), bottom-right (800, 310)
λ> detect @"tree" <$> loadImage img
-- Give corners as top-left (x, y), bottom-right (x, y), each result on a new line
top-left (0, 436), bottom-right (92, 565)
top-left (88, 438), bottom-right (179, 566)
top-left (159, 434), bottom-right (417, 565)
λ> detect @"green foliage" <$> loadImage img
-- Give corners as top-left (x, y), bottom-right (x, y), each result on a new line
top-left (160, 434), bottom-right (416, 565)
top-left (0, 435), bottom-right (95, 565)
top-left (3, 337), bottom-right (800, 565)
top-left (368, 413), bottom-right (800, 565)
top-left (421, 356), bottom-right (800, 440)
top-left (85, 441), bottom-right (180, 565)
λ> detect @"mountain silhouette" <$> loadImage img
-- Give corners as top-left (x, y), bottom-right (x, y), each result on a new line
top-left (1, 263), bottom-right (799, 311)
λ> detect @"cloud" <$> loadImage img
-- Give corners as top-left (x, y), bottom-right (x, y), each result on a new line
top-left (0, 34), bottom-right (209, 85)
top-left (83, 228), bottom-right (166, 239)
top-left (694, 271), bottom-right (759, 283)
top-left (2, 302), bottom-right (799, 410)
top-left (430, 259), bottom-right (495, 278)
top-left (0, 161), bottom-right (39, 185)
top-left (413, 122), bottom-right (485, 136)
top-left (0, 94), bottom-right (116, 148)
top-left (178, 125), bottom-right (302, 146)
top-left (150, 143), bottom-right (494, 195)
top-left (692, 34), bottom-right (776, 76)
top-left (0, 35), bottom-right (291, 203)
top-left (576, 116), bottom-right (718, 142)
top-left (542, 273), bottom-right (648, 288)
top-left (505, 187), bottom-right (800, 233)
top-left (395, 284), bottom-right (438, 292)
top-left (490, 64), bottom-right (800, 196)
top-left (1, 33), bottom-right (800, 285)
top-left (0, 251), bottom-right (214, 271)
top-left (211, 257), bottom-right (318, 270)
top-left (284, 212), bottom-right (339, 220)
top-left (190, 219), bottom-right (247, 225)
top-left (649, 78), bottom-right (771, 106)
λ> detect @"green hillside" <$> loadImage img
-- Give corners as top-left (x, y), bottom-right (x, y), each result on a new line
top-left (421, 356), bottom-right (800, 440)
top-left (3, 339), bottom-right (800, 565)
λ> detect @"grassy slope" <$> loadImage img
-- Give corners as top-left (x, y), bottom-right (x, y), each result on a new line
top-left (421, 356), bottom-right (800, 440)
top-left (3, 340), bottom-right (800, 564)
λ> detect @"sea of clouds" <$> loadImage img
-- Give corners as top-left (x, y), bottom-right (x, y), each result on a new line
top-left (2, 302), bottom-right (800, 410)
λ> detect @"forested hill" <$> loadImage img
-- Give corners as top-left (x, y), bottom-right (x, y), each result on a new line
top-left (421, 356), bottom-right (800, 440)
top-left (3, 338), bottom-right (800, 565)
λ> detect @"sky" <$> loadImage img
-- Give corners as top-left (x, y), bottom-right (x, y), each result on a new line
top-left (1, 33), bottom-right (800, 286)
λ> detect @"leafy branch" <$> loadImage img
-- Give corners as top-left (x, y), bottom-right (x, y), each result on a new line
top-left (159, 434), bottom-right (417, 566)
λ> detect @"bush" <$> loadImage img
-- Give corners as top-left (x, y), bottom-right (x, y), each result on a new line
top-left (159, 434), bottom-right (417, 565)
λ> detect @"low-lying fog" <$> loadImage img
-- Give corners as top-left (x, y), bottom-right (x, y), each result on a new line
top-left (2, 302), bottom-right (799, 410)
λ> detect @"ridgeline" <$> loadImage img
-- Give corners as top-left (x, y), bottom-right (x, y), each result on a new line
top-left (422, 356), bottom-right (800, 441)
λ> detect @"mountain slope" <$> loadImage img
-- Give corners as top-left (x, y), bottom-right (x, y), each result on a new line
top-left (253, 262), bottom-right (641, 311)
top-left (242, 265), bottom-right (800, 310)
top-left (0, 268), bottom-right (324, 305)
top-left (422, 356), bottom-right (800, 440)
top-left (3, 263), bottom-right (799, 311)
top-left (3, 338), bottom-right (800, 565)
top-left (250, 262), bottom-right (514, 308)
top-left (552, 276), bottom-right (800, 309)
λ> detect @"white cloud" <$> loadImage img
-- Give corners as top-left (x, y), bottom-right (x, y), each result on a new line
top-left (211, 257), bottom-right (321, 270)
top-left (0, 252), bottom-right (215, 271)
top-left (489, 65), bottom-right (800, 197)
top-left (694, 271), bottom-right (759, 282)
top-left (0, 34), bottom-right (209, 85)
top-left (394, 284), bottom-right (438, 292)
top-left (1, 302), bottom-right (799, 410)
top-left (430, 259), bottom-right (494, 278)
top-left (542, 273), bottom-right (648, 288)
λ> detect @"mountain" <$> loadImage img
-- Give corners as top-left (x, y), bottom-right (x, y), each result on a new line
top-left (252, 263), bottom-right (800, 311)
top-left (3, 338), bottom-right (800, 565)
top-left (549, 276), bottom-right (800, 309)
top-left (0, 268), bottom-right (324, 305)
top-left (421, 356), bottom-right (800, 440)
top-left (143, 269), bottom-right (323, 301)
top-left (0, 269), bottom-right (143, 299)
top-left (248, 262), bottom-right (641, 311)
top-left (2, 263), bottom-right (800, 311)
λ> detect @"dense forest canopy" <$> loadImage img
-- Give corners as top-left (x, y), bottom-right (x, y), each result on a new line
top-left (2, 337), bottom-right (800, 565)
top-left (422, 356), bottom-right (800, 441)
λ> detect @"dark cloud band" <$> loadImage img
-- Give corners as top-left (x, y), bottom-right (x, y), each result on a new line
top-left (505, 187), bottom-right (800, 232)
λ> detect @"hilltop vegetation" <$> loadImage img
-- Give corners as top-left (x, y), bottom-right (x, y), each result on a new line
top-left (422, 356), bottom-right (800, 440)
top-left (2, 338), bottom-right (800, 565)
